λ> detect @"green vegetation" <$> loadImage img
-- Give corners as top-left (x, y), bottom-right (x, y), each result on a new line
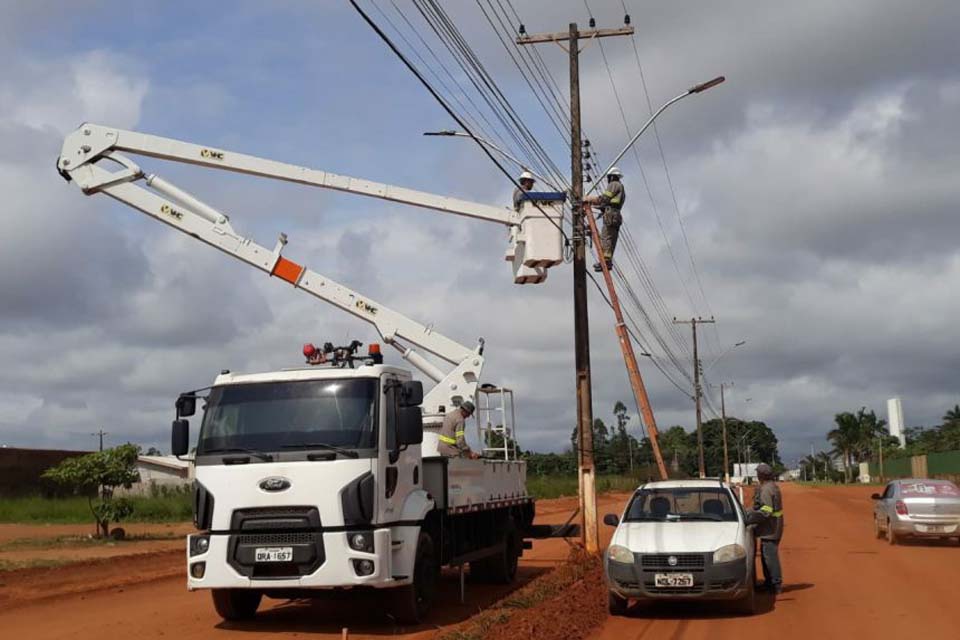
top-left (0, 558), bottom-right (75, 572)
top-left (0, 532), bottom-right (180, 552)
top-left (522, 401), bottom-right (783, 481)
top-left (0, 491), bottom-right (191, 525)
top-left (42, 443), bottom-right (143, 536)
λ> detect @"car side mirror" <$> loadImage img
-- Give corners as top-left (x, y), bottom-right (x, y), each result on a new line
top-left (399, 381), bottom-right (423, 407)
top-left (397, 406), bottom-right (423, 446)
top-left (603, 513), bottom-right (620, 527)
top-left (176, 394), bottom-right (196, 417)
top-left (171, 419), bottom-right (190, 456)
top-left (870, 493), bottom-right (882, 500)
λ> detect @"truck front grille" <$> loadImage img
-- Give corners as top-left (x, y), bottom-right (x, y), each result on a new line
top-left (227, 507), bottom-right (324, 578)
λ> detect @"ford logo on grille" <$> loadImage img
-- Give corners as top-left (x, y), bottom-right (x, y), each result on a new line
top-left (259, 477), bottom-right (291, 492)
top-left (667, 555), bottom-right (678, 567)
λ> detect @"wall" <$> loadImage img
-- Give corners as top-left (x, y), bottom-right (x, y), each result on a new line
top-left (0, 448), bottom-right (93, 497)
top-left (870, 449), bottom-right (960, 483)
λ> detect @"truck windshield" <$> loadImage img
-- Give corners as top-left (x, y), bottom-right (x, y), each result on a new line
top-left (624, 488), bottom-right (738, 522)
top-left (197, 379), bottom-right (377, 455)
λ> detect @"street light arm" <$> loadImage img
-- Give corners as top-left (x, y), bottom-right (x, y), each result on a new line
top-left (424, 130), bottom-right (563, 191)
top-left (705, 340), bottom-right (746, 371)
top-left (586, 75), bottom-right (725, 198)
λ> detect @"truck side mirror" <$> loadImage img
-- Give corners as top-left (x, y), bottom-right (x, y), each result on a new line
top-left (176, 395), bottom-right (196, 417)
top-left (400, 381), bottom-right (423, 407)
top-left (603, 514), bottom-right (620, 527)
top-left (397, 406), bottom-right (423, 446)
top-left (172, 419), bottom-right (190, 456)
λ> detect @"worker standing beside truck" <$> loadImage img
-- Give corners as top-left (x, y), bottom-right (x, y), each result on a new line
top-left (438, 401), bottom-right (479, 458)
top-left (512, 171), bottom-right (536, 211)
top-left (586, 167), bottom-right (625, 272)
top-left (747, 462), bottom-right (784, 595)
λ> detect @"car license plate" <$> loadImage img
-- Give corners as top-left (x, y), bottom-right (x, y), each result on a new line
top-left (918, 524), bottom-right (945, 533)
top-left (655, 573), bottom-right (694, 588)
top-left (255, 547), bottom-right (293, 562)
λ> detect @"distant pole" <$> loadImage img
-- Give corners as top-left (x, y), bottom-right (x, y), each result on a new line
top-left (91, 429), bottom-right (108, 452)
top-left (878, 437), bottom-right (884, 482)
top-left (674, 317), bottom-right (715, 477)
top-left (811, 443), bottom-right (815, 481)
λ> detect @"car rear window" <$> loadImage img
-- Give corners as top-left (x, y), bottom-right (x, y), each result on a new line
top-left (624, 487), bottom-right (738, 522)
top-left (900, 481), bottom-right (960, 497)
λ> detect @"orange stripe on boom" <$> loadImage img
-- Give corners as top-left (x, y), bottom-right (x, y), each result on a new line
top-left (271, 256), bottom-right (304, 285)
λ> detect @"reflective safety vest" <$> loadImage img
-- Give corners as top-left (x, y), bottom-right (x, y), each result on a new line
top-left (438, 434), bottom-right (457, 445)
top-left (760, 505), bottom-right (784, 517)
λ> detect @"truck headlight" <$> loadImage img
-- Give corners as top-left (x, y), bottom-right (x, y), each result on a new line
top-left (189, 535), bottom-right (210, 556)
top-left (348, 531), bottom-right (374, 553)
top-left (713, 544), bottom-right (746, 564)
top-left (607, 544), bottom-right (634, 564)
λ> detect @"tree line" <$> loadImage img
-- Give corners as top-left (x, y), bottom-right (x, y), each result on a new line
top-left (521, 401), bottom-right (783, 479)
top-left (803, 404), bottom-right (960, 483)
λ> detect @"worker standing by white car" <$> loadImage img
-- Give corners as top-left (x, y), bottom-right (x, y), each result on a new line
top-left (747, 462), bottom-right (784, 595)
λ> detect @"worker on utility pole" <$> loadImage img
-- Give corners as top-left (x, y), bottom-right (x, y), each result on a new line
top-left (512, 170), bottom-right (536, 211)
top-left (586, 167), bottom-right (625, 271)
top-left (438, 401), bottom-right (480, 459)
top-left (746, 462), bottom-right (784, 595)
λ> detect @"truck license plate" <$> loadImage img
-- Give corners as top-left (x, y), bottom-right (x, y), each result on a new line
top-left (655, 573), bottom-right (694, 588)
top-left (255, 547), bottom-right (293, 562)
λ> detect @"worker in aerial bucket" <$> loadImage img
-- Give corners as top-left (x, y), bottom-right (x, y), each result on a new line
top-left (512, 170), bottom-right (536, 212)
top-left (438, 400), bottom-right (480, 459)
top-left (586, 167), bottom-right (625, 272)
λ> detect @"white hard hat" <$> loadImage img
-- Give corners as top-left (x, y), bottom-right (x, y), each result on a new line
top-left (518, 171), bottom-right (535, 182)
top-left (607, 167), bottom-right (623, 178)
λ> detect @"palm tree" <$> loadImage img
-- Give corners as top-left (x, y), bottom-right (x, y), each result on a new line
top-left (943, 405), bottom-right (960, 426)
top-left (828, 412), bottom-right (859, 482)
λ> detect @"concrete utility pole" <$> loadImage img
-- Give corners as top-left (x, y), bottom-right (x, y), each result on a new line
top-left (719, 382), bottom-right (733, 483)
top-left (518, 22), bottom-right (634, 554)
top-left (673, 317), bottom-right (715, 478)
top-left (90, 429), bottom-right (108, 452)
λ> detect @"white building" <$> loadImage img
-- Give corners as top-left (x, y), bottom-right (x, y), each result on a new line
top-left (122, 455), bottom-right (193, 494)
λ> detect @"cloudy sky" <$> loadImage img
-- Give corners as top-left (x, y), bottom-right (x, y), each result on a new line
top-left (1, 1), bottom-right (958, 465)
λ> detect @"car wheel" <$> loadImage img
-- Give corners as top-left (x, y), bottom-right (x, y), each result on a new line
top-left (886, 520), bottom-right (897, 545)
top-left (211, 589), bottom-right (262, 621)
top-left (873, 515), bottom-right (884, 539)
top-left (608, 590), bottom-right (628, 616)
top-left (733, 579), bottom-right (756, 616)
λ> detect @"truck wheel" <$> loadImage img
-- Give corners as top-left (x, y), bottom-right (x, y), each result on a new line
top-left (390, 532), bottom-right (438, 625)
top-left (471, 519), bottom-right (520, 584)
top-left (886, 520), bottom-right (898, 545)
top-left (608, 590), bottom-right (628, 616)
top-left (211, 589), bottom-right (262, 620)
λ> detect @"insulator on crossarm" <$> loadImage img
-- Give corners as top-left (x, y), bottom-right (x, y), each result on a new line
top-left (625, 14), bottom-right (631, 25)
top-left (519, 23), bottom-right (526, 35)
top-left (589, 17), bottom-right (596, 28)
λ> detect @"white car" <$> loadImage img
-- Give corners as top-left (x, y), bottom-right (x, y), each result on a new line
top-left (603, 479), bottom-right (756, 616)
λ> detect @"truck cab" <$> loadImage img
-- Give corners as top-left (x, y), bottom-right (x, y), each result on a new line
top-left (176, 356), bottom-right (533, 623)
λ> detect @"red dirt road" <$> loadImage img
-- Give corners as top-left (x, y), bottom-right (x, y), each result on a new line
top-left (0, 494), bottom-right (618, 639)
top-left (592, 483), bottom-right (960, 640)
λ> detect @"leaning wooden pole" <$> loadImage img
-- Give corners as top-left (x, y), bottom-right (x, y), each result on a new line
top-left (585, 205), bottom-right (669, 480)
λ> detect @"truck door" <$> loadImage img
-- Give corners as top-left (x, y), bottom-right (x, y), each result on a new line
top-left (378, 375), bottom-right (420, 523)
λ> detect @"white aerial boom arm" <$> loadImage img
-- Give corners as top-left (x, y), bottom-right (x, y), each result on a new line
top-left (56, 123), bottom-right (543, 419)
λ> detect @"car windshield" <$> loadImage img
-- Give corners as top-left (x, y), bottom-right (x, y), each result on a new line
top-left (623, 487), bottom-right (739, 522)
top-left (197, 379), bottom-right (377, 455)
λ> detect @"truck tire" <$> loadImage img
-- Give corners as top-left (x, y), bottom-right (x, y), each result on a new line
top-left (390, 531), bottom-right (438, 625)
top-left (470, 518), bottom-right (520, 584)
top-left (608, 590), bottom-right (628, 616)
top-left (732, 579), bottom-right (755, 616)
top-left (211, 589), bottom-right (262, 620)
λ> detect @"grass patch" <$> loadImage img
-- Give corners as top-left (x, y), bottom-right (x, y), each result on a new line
top-left (0, 558), bottom-right (76, 572)
top-left (526, 474), bottom-right (639, 500)
top-left (0, 493), bottom-right (192, 525)
top-left (0, 532), bottom-right (181, 552)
